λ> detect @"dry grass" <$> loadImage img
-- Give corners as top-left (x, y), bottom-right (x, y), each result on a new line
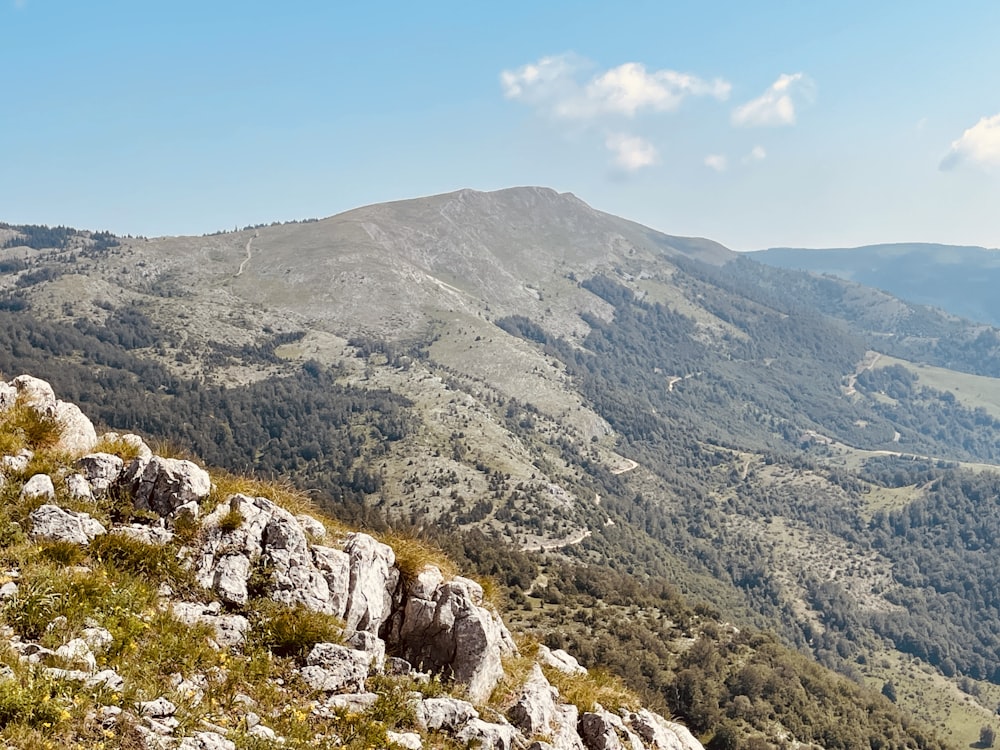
top-left (542, 664), bottom-right (640, 714)
top-left (0, 399), bottom-right (64, 456)
top-left (377, 532), bottom-right (457, 584)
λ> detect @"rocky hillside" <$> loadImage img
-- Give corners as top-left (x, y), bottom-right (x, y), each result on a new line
top-left (0, 373), bottom-right (703, 750)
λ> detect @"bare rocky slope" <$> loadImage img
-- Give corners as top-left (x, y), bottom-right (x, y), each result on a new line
top-left (0, 372), bottom-right (704, 750)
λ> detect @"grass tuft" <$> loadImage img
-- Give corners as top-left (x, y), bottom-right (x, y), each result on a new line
top-left (542, 664), bottom-right (640, 714)
top-left (251, 601), bottom-right (344, 659)
top-left (378, 532), bottom-right (457, 584)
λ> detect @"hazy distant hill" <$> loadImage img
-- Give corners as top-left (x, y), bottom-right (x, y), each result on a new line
top-left (751, 242), bottom-right (1000, 326)
top-left (5, 188), bottom-right (1000, 746)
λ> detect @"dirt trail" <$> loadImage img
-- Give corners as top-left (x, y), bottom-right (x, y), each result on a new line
top-left (526, 529), bottom-right (592, 552)
top-left (844, 351), bottom-right (882, 396)
top-left (611, 458), bottom-right (639, 475)
top-left (235, 231), bottom-right (259, 277)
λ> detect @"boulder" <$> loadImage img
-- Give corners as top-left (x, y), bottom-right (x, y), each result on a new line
top-left (172, 602), bottom-right (250, 649)
top-left (538, 644), bottom-right (587, 675)
top-left (509, 664), bottom-right (558, 735)
top-left (29, 504), bottom-right (106, 545)
top-left (20, 474), bottom-right (55, 502)
top-left (416, 696), bottom-right (479, 732)
top-left (53, 400), bottom-right (98, 455)
top-left (300, 643), bottom-right (371, 693)
top-left (64, 473), bottom-right (93, 501)
top-left (395, 572), bottom-right (515, 703)
top-left (133, 456), bottom-right (211, 517)
top-left (12, 375), bottom-right (57, 413)
top-left (77, 452), bottom-right (125, 495)
top-left (342, 533), bottom-right (399, 635)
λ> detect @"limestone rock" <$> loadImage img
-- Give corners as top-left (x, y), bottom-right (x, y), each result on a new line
top-left (20, 474), bottom-right (55, 502)
top-left (509, 664), bottom-right (558, 735)
top-left (12, 375), bottom-right (57, 413)
top-left (139, 697), bottom-right (177, 718)
top-left (53, 400), bottom-right (98, 455)
top-left (395, 572), bottom-right (515, 703)
top-left (1, 449), bottom-right (31, 474)
top-left (77, 452), bottom-right (125, 495)
top-left (196, 494), bottom-right (331, 610)
top-left (172, 602), bottom-right (250, 649)
top-left (65, 473), bottom-right (94, 501)
top-left (133, 456), bottom-right (211, 517)
top-left (29, 504), bottom-right (106, 545)
top-left (112, 524), bottom-right (174, 546)
top-left (538, 644), bottom-right (587, 675)
top-left (0, 381), bottom-right (15, 411)
top-left (387, 731), bottom-right (423, 750)
top-left (311, 544), bottom-right (351, 617)
top-left (416, 696), bottom-right (479, 732)
top-left (343, 532), bottom-right (399, 635)
top-left (296, 513), bottom-right (328, 540)
top-left (300, 643), bottom-right (371, 693)
top-left (177, 732), bottom-right (236, 750)
top-left (579, 712), bottom-right (625, 750)
top-left (55, 637), bottom-right (97, 673)
top-left (455, 718), bottom-right (518, 750)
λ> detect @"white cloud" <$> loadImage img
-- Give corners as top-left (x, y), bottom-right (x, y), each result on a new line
top-left (606, 133), bottom-right (659, 172)
top-left (501, 53), bottom-right (730, 120)
top-left (732, 73), bottom-right (813, 127)
top-left (940, 114), bottom-right (1000, 171)
top-left (704, 154), bottom-right (728, 172)
top-left (742, 145), bottom-right (767, 164)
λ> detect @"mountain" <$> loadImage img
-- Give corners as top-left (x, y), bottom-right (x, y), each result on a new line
top-left (4, 188), bottom-right (1000, 747)
top-left (750, 242), bottom-right (1000, 327)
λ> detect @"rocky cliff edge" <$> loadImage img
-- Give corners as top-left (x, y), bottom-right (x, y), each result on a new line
top-left (0, 374), bottom-right (704, 750)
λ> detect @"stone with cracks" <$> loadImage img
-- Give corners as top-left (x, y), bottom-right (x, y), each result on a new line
top-left (311, 544), bottom-right (351, 617)
top-left (416, 696), bottom-right (479, 732)
top-left (29, 504), bottom-right (106, 545)
top-left (343, 533), bottom-right (398, 636)
top-left (77, 453), bottom-right (125, 495)
top-left (133, 456), bottom-right (211, 517)
top-left (195, 494), bottom-right (333, 611)
top-left (509, 664), bottom-right (558, 736)
top-left (395, 573), bottom-right (515, 703)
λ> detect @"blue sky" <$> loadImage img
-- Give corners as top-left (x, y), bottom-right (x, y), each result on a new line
top-left (4, 1), bottom-right (1000, 250)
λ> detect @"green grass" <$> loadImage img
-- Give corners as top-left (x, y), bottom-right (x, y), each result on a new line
top-left (876, 354), bottom-right (1000, 419)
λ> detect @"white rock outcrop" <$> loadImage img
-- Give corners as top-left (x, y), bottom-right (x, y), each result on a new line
top-left (29, 503), bottom-right (106, 545)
